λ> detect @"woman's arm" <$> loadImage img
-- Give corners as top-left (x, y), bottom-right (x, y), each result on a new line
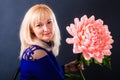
top-left (20, 55), bottom-right (64, 80)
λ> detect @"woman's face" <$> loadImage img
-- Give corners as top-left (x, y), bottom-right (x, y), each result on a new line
top-left (32, 18), bottom-right (53, 42)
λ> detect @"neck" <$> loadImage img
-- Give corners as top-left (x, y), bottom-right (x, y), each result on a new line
top-left (42, 40), bottom-right (53, 47)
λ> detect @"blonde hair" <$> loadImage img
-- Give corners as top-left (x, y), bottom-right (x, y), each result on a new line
top-left (19, 4), bottom-right (61, 58)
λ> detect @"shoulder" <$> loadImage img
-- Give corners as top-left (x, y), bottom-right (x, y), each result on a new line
top-left (32, 49), bottom-right (47, 60)
top-left (22, 45), bottom-right (48, 61)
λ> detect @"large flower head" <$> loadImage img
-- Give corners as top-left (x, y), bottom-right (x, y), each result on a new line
top-left (66, 15), bottom-right (114, 63)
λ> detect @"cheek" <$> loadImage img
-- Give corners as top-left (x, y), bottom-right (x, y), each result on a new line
top-left (34, 29), bottom-right (43, 36)
top-left (50, 26), bottom-right (54, 33)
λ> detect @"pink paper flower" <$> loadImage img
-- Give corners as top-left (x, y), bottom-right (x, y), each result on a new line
top-left (66, 15), bottom-right (114, 63)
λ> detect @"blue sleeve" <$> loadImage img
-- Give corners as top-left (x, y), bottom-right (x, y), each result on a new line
top-left (20, 55), bottom-right (64, 80)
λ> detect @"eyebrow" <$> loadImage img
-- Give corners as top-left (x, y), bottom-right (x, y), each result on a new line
top-left (35, 19), bottom-right (53, 25)
top-left (47, 19), bottom-right (53, 21)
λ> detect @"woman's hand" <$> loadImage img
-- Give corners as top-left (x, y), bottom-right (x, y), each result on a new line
top-left (64, 60), bottom-right (84, 73)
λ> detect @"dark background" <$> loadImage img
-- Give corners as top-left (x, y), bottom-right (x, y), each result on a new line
top-left (0, 0), bottom-right (119, 80)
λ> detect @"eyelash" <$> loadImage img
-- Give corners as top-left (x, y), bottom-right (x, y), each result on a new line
top-left (35, 20), bottom-right (52, 27)
top-left (36, 24), bottom-right (42, 27)
top-left (47, 21), bottom-right (52, 24)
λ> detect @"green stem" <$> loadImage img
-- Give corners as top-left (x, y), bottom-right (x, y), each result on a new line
top-left (80, 70), bottom-right (85, 80)
top-left (77, 54), bottom-right (85, 80)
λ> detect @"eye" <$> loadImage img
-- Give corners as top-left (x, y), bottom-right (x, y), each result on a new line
top-left (35, 23), bottom-right (43, 27)
top-left (47, 20), bottom-right (52, 24)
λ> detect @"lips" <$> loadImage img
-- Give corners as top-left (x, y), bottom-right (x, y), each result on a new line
top-left (43, 33), bottom-right (52, 37)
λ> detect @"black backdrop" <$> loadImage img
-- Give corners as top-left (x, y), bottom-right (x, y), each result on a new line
top-left (0, 0), bottom-right (120, 80)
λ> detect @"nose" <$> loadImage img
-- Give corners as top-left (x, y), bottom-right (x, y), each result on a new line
top-left (43, 25), bottom-right (48, 31)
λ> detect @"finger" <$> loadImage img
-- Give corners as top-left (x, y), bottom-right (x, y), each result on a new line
top-left (77, 64), bottom-right (84, 70)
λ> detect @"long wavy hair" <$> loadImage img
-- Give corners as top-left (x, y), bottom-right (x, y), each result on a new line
top-left (19, 4), bottom-right (61, 58)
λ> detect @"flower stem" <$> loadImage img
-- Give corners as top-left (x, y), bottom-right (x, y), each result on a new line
top-left (77, 54), bottom-right (86, 80)
top-left (80, 70), bottom-right (85, 80)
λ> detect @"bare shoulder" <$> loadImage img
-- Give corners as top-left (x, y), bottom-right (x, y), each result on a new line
top-left (32, 49), bottom-right (47, 60)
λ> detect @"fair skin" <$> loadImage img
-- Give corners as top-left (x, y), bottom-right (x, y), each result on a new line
top-left (32, 18), bottom-right (53, 42)
top-left (30, 18), bottom-right (54, 60)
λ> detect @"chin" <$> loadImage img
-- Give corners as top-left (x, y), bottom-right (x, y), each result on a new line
top-left (43, 39), bottom-right (51, 42)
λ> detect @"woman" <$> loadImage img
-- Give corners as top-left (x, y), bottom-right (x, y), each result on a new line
top-left (19, 4), bottom-right (83, 80)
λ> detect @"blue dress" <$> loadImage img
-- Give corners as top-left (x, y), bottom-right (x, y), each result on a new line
top-left (20, 45), bottom-right (64, 80)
